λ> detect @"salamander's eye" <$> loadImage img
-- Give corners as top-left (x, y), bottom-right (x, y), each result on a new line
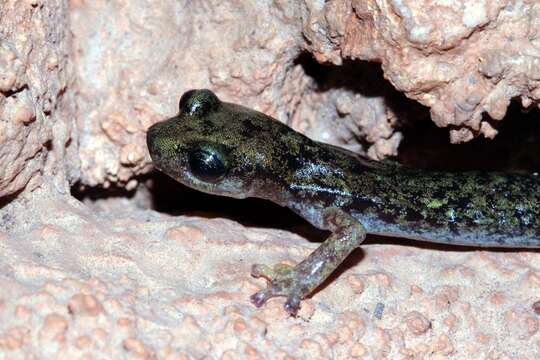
top-left (188, 144), bottom-right (229, 183)
top-left (179, 89), bottom-right (220, 117)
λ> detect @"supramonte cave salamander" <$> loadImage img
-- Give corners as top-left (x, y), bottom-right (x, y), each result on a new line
top-left (147, 89), bottom-right (540, 316)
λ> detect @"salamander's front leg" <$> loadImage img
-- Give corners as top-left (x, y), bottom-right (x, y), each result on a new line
top-left (250, 207), bottom-right (366, 316)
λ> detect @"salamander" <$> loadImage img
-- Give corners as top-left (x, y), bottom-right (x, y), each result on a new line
top-left (146, 89), bottom-right (540, 315)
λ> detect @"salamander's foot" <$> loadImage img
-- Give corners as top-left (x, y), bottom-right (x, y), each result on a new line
top-left (249, 263), bottom-right (304, 316)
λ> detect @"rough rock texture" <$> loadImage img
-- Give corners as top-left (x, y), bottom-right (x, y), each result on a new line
top-left (0, 0), bottom-right (75, 198)
top-left (70, 0), bottom-right (303, 188)
top-left (304, 0), bottom-right (540, 142)
top-left (1, 0), bottom-right (539, 358)
top-left (1, 189), bottom-right (538, 358)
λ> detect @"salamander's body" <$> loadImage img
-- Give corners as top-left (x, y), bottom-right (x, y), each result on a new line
top-left (147, 89), bottom-right (540, 315)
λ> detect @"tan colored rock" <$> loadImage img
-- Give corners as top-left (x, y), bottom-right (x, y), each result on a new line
top-left (70, 0), bottom-right (303, 187)
top-left (405, 311), bottom-right (431, 335)
top-left (67, 294), bottom-right (104, 317)
top-left (40, 313), bottom-right (69, 343)
top-left (0, 187), bottom-right (537, 358)
top-left (307, 0), bottom-right (540, 142)
top-left (0, 0), bottom-right (75, 197)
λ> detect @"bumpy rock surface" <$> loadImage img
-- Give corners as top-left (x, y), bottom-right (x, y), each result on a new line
top-left (305, 0), bottom-right (540, 142)
top-left (1, 188), bottom-right (538, 358)
top-left (70, 0), bottom-right (304, 188)
top-left (0, 0), bottom-right (75, 198)
top-left (0, 0), bottom-right (539, 358)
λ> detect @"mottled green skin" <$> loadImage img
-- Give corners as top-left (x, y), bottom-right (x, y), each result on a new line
top-left (147, 89), bottom-right (540, 315)
top-left (349, 166), bottom-right (540, 247)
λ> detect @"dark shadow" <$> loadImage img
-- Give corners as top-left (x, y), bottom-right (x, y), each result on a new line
top-left (398, 100), bottom-right (540, 172)
top-left (295, 52), bottom-right (430, 140)
top-left (0, 188), bottom-right (24, 232)
top-left (0, 188), bottom-right (23, 211)
top-left (365, 234), bottom-right (540, 252)
top-left (71, 182), bottom-right (137, 202)
top-left (145, 171), bottom-right (328, 243)
top-left (0, 84), bottom-right (28, 99)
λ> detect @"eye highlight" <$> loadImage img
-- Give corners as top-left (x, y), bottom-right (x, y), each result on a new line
top-left (179, 89), bottom-right (220, 117)
top-left (187, 144), bottom-right (229, 183)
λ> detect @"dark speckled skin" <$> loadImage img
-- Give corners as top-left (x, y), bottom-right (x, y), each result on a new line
top-left (147, 89), bottom-right (540, 315)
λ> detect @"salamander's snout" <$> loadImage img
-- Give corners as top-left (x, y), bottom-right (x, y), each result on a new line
top-left (146, 122), bottom-right (163, 162)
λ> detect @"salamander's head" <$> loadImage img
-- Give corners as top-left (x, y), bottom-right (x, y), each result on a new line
top-left (147, 89), bottom-right (291, 199)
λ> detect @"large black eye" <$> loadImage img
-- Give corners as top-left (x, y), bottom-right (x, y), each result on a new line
top-left (179, 89), bottom-right (220, 117)
top-left (188, 144), bottom-right (228, 183)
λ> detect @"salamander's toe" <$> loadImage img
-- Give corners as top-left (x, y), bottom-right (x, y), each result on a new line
top-left (284, 296), bottom-right (301, 316)
top-left (249, 262), bottom-right (305, 316)
top-left (249, 290), bottom-right (271, 307)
